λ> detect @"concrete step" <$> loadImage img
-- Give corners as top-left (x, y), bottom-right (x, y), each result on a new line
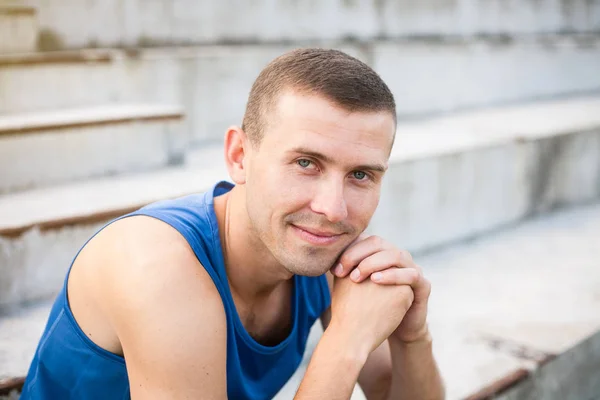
top-left (0, 49), bottom-right (118, 114)
top-left (126, 38), bottom-right (600, 145)
top-left (0, 5), bottom-right (37, 54)
top-left (0, 48), bottom-right (185, 124)
top-left (1, 96), bottom-right (600, 308)
top-left (0, 104), bottom-right (185, 194)
top-left (276, 201), bottom-right (600, 400)
top-left (30, 0), bottom-right (600, 49)
top-left (2, 38), bottom-right (599, 143)
top-left (2, 201), bottom-right (599, 399)
top-left (371, 95), bottom-right (600, 254)
top-left (0, 158), bottom-right (228, 308)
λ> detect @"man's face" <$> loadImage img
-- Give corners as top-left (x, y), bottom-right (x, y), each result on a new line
top-left (244, 91), bottom-right (395, 276)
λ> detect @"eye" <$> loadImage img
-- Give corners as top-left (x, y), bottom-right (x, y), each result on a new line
top-left (297, 159), bottom-right (312, 168)
top-left (352, 171), bottom-right (367, 180)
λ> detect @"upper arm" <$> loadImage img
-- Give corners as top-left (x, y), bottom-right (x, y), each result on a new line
top-left (104, 217), bottom-right (228, 399)
top-left (319, 271), bottom-right (392, 400)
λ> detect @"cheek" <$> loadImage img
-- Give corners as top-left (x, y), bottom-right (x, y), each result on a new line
top-left (346, 188), bottom-right (380, 225)
top-left (266, 166), bottom-right (315, 207)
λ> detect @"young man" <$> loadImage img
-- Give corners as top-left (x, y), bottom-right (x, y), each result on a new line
top-left (22, 49), bottom-right (444, 399)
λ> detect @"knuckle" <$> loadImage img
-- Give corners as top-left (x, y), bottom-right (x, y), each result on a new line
top-left (399, 249), bottom-right (413, 262)
top-left (423, 279), bottom-right (432, 295)
top-left (338, 253), bottom-right (354, 267)
top-left (408, 268), bottom-right (420, 281)
top-left (356, 259), bottom-right (373, 274)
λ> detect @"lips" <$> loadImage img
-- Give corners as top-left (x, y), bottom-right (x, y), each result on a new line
top-left (294, 225), bottom-right (342, 237)
top-left (290, 224), bottom-right (344, 246)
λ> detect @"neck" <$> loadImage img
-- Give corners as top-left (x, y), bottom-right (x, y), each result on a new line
top-left (214, 185), bottom-right (293, 304)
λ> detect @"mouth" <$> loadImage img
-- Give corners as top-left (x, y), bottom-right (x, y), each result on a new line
top-left (290, 224), bottom-right (345, 246)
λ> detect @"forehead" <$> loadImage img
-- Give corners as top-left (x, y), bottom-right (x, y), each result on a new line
top-left (263, 91), bottom-right (395, 158)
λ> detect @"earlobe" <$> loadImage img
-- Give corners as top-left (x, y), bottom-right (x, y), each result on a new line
top-left (223, 126), bottom-right (247, 185)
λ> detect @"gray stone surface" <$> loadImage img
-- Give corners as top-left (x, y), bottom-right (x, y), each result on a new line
top-left (0, 5), bottom-right (37, 54)
top-left (30, 0), bottom-right (600, 49)
top-left (2, 38), bottom-right (600, 143)
top-left (0, 105), bottom-right (184, 194)
top-left (497, 330), bottom-right (600, 400)
top-left (0, 301), bottom-right (50, 380)
top-left (373, 37), bottom-right (600, 118)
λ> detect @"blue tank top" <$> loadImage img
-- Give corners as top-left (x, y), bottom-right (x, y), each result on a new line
top-left (21, 181), bottom-right (331, 400)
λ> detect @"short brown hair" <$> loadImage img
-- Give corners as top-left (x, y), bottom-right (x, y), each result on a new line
top-left (241, 48), bottom-right (396, 145)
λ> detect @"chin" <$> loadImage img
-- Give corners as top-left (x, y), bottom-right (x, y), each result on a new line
top-left (273, 238), bottom-right (342, 277)
top-left (281, 255), bottom-right (335, 277)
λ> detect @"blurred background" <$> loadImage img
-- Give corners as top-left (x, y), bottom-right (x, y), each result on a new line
top-left (1, 1), bottom-right (600, 399)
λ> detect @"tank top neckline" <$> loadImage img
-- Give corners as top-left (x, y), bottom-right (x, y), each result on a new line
top-left (207, 181), bottom-right (301, 355)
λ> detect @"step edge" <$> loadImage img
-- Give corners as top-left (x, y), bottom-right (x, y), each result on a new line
top-left (0, 105), bottom-right (185, 136)
top-left (0, 49), bottom-right (113, 67)
top-left (0, 164), bottom-right (223, 238)
top-left (0, 5), bottom-right (36, 16)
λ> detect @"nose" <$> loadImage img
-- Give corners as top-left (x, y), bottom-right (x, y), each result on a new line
top-left (309, 178), bottom-right (348, 224)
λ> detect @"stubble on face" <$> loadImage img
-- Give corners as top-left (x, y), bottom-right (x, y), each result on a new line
top-left (243, 90), bottom-right (395, 277)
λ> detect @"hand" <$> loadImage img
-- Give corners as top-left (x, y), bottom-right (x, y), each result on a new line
top-left (328, 275), bottom-right (415, 359)
top-left (332, 235), bottom-right (432, 343)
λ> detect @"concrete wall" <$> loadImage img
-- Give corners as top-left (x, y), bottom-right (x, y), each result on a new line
top-left (157, 37), bottom-right (600, 145)
top-left (373, 36), bottom-right (600, 116)
top-left (0, 57), bottom-right (120, 114)
top-left (31, 0), bottom-right (600, 50)
top-left (0, 6), bottom-right (37, 53)
top-left (3, 36), bottom-right (600, 148)
top-left (4, 36), bottom-right (600, 141)
top-left (370, 129), bottom-right (600, 254)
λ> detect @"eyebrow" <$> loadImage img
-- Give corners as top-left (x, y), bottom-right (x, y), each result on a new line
top-left (288, 147), bottom-right (387, 173)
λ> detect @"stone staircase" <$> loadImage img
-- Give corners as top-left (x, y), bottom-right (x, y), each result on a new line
top-left (0, 4), bottom-right (190, 308)
top-left (2, 95), bottom-right (600, 399)
top-left (1, 1), bottom-right (600, 398)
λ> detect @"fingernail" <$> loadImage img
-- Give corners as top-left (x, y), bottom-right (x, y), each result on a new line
top-left (350, 269), bottom-right (360, 281)
top-left (372, 272), bottom-right (382, 282)
top-left (334, 263), bottom-right (344, 276)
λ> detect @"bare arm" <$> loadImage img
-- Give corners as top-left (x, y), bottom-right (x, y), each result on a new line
top-left (320, 273), bottom-right (392, 400)
top-left (307, 273), bottom-right (415, 400)
top-left (294, 318), bottom-right (370, 399)
top-left (319, 303), bottom-right (392, 400)
top-left (385, 330), bottom-right (444, 400)
top-left (104, 218), bottom-right (228, 399)
top-left (321, 273), bottom-right (445, 400)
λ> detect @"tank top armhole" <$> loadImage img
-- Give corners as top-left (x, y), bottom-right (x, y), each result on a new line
top-left (126, 209), bottom-right (228, 297)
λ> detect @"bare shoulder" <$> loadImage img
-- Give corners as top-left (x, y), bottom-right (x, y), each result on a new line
top-left (76, 215), bottom-right (228, 398)
top-left (74, 215), bottom-right (224, 319)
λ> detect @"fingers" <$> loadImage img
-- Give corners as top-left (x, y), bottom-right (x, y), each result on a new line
top-left (347, 247), bottom-right (418, 283)
top-left (348, 249), bottom-right (403, 282)
top-left (370, 267), bottom-right (420, 286)
top-left (332, 235), bottom-right (430, 303)
top-left (333, 235), bottom-right (393, 277)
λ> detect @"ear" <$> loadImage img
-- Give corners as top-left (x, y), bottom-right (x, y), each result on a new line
top-left (223, 126), bottom-right (249, 185)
